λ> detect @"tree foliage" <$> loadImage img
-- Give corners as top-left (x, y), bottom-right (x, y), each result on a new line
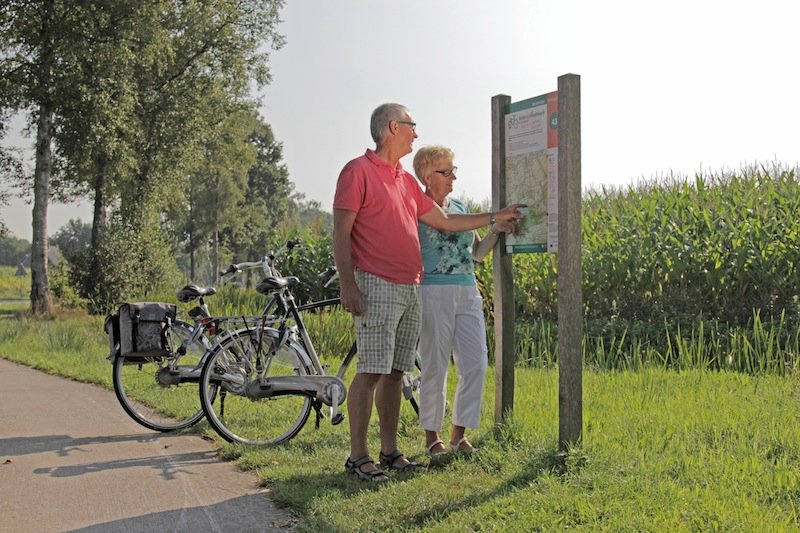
top-left (2, 0), bottom-right (288, 313)
top-left (0, 233), bottom-right (30, 266)
top-left (49, 218), bottom-right (91, 264)
top-left (228, 118), bottom-right (294, 264)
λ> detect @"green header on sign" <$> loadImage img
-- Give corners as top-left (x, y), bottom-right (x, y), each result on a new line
top-left (505, 94), bottom-right (548, 114)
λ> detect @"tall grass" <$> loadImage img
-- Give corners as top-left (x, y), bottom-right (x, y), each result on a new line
top-left (0, 311), bottom-right (110, 385)
top-left (505, 312), bottom-right (800, 375)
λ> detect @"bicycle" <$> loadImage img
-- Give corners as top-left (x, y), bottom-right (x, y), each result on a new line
top-left (197, 253), bottom-right (422, 446)
top-left (109, 240), bottom-right (303, 432)
top-left (109, 289), bottom-right (217, 432)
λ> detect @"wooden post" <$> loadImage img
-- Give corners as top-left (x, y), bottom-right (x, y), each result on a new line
top-left (557, 73), bottom-right (583, 449)
top-left (491, 94), bottom-right (515, 427)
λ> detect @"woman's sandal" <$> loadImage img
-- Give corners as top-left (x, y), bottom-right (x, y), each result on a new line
top-left (426, 439), bottom-right (448, 457)
top-left (345, 456), bottom-right (389, 483)
top-left (379, 449), bottom-right (424, 473)
top-left (450, 437), bottom-right (476, 455)
top-left (426, 439), bottom-right (451, 465)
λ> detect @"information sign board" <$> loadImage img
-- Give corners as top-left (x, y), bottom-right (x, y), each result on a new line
top-left (504, 92), bottom-right (559, 253)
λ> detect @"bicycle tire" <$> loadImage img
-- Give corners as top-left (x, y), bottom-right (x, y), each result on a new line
top-left (199, 327), bottom-right (313, 445)
top-left (113, 320), bottom-right (213, 432)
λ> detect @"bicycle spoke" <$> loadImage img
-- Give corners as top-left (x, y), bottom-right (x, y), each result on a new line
top-left (200, 328), bottom-right (312, 445)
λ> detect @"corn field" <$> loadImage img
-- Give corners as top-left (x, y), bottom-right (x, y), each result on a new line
top-left (474, 164), bottom-right (800, 374)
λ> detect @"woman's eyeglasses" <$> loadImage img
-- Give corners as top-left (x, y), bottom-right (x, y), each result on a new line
top-left (434, 166), bottom-right (457, 177)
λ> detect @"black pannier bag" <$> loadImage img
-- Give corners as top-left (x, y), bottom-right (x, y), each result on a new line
top-left (105, 302), bottom-right (177, 361)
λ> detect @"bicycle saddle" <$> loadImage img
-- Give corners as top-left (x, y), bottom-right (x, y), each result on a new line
top-left (176, 284), bottom-right (217, 302)
top-left (256, 276), bottom-right (299, 295)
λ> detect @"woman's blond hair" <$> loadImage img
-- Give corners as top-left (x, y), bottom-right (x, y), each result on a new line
top-left (413, 145), bottom-right (455, 185)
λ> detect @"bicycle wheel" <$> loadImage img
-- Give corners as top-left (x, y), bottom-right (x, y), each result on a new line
top-left (199, 327), bottom-right (313, 445)
top-left (113, 320), bottom-right (213, 432)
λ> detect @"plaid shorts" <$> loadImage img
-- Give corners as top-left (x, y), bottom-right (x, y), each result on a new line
top-left (354, 270), bottom-right (421, 374)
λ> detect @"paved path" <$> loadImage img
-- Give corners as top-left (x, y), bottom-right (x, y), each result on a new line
top-left (0, 358), bottom-right (297, 532)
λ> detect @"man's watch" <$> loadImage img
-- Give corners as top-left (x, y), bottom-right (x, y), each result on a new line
top-left (489, 211), bottom-right (495, 225)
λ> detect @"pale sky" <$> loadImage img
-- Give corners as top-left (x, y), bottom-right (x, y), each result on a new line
top-left (3, 0), bottom-right (798, 240)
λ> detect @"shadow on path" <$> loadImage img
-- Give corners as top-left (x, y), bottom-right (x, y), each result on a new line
top-left (62, 494), bottom-right (298, 533)
top-left (33, 449), bottom-right (221, 481)
top-left (0, 432), bottom-right (179, 457)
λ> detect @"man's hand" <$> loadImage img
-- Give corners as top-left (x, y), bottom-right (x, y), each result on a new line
top-left (339, 280), bottom-right (363, 316)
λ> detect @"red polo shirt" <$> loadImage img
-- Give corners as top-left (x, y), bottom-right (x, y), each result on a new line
top-left (334, 149), bottom-right (435, 284)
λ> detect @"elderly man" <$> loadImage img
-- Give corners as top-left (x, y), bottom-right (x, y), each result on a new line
top-left (333, 103), bottom-right (524, 482)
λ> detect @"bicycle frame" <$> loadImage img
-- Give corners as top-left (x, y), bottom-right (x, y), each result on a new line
top-left (240, 286), bottom-right (354, 424)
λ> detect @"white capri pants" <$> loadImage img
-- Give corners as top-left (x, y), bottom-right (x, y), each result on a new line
top-left (418, 284), bottom-right (488, 431)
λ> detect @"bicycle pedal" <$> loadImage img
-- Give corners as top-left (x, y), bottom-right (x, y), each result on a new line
top-left (331, 413), bottom-right (345, 426)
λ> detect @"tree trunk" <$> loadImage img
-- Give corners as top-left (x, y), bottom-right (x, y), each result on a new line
top-left (30, 0), bottom-right (56, 317)
top-left (88, 163), bottom-right (108, 297)
top-left (189, 242), bottom-right (196, 282)
top-left (90, 164), bottom-right (107, 251)
top-left (213, 228), bottom-right (219, 285)
top-left (188, 199), bottom-right (196, 281)
top-left (30, 101), bottom-right (54, 316)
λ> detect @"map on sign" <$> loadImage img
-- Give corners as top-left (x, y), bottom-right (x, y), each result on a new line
top-left (503, 92), bottom-right (558, 253)
top-left (506, 151), bottom-right (549, 250)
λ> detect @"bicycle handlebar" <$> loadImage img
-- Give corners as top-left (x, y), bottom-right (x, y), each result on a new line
top-left (219, 239), bottom-right (304, 280)
top-left (218, 240), bottom-right (339, 293)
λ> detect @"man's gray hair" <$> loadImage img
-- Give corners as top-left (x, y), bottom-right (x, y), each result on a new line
top-left (370, 103), bottom-right (408, 143)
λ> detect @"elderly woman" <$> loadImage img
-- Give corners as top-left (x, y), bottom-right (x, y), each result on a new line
top-left (413, 145), bottom-right (515, 458)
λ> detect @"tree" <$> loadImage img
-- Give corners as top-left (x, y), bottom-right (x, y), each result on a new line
top-left (92, 1), bottom-right (285, 306)
top-left (166, 111), bottom-right (294, 283)
top-left (50, 218), bottom-right (91, 264)
top-left (0, 145), bottom-right (24, 236)
top-left (177, 109), bottom-right (257, 281)
top-left (2, 1), bottom-right (287, 313)
top-left (0, 1), bottom-right (119, 314)
top-left (0, 1), bottom-right (59, 313)
top-left (228, 116), bottom-right (294, 264)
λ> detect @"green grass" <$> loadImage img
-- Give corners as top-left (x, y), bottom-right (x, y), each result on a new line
top-left (1, 312), bottom-right (799, 530)
top-left (0, 265), bottom-right (28, 300)
top-left (0, 310), bottom-right (111, 386)
top-left (224, 368), bottom-right (799, 532)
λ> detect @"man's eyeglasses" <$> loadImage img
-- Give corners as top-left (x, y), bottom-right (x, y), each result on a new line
top-left (434, 166), bottom-right (457, 177)
top-left (396, 120), bottom-right (416, 131)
